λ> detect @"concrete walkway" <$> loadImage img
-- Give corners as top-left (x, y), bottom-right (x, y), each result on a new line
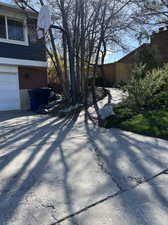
top-left (0, 111), bottom-right (168, 225)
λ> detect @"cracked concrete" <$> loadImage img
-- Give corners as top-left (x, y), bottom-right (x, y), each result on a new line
top-left (87, 127), bottom-right (168, 190)
top-left (60, 173), bottom-right (168, 225)
top-left (0, 106), bottom-right (168, 225)
top-left (0, 112), bottom-right (119, 225)
top-left (52, 168), bottom-right (168, 225)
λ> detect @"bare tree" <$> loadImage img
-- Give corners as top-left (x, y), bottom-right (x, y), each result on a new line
top-left (133, 0), bottom-right (168, 27)
top-left (15, 0), bottom-right (137, 123)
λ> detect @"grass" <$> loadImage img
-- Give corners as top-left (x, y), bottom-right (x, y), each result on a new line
top-left (105, 110), bottom-right (168, 140)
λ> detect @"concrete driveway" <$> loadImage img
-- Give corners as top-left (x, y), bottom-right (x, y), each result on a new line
top-left (0, 111), bottom-right (168, 225)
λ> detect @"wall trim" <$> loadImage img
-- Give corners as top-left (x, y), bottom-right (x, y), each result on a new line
top-left (0, 64), bottom-right (18, 73)
top-left (0, 57), bottom-right (47, 67)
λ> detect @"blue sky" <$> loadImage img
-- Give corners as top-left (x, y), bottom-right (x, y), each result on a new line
top-left (2, 0), bottom-right (11, 3)
top-left (1, 0), bottom-right (140, 63)
top-left (104, 42), bottom-right (139, 63)
top-left (104, 34), bottom-right (140, 63)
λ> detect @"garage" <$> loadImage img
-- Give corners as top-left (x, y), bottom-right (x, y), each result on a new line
top-left (0, 66), bottom-right (20, 111)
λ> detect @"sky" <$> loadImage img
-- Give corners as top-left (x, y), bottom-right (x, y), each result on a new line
top-left (1, 0), bottom-right (140, 64)
top-left (2, 0), bottom-right (11, 3)
top-left (104, 39), bottom-right (139, 64)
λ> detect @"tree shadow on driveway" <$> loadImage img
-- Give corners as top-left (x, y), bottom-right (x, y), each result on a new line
top-left (1, 111), bottom-right (168, 225)
top-left (0, 112), bottom-right (81, 225)
top-left (82, 123), bottom-right (168, 225)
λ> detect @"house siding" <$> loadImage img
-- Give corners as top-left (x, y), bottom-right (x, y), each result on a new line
top-left (151, 29), bottom-right (168, 64)
top-left (0, 3), bottom-right (48, 111)
top-left (0, 15), bottom-right (46, 62)
top-left (18, 66), bottom-right (48, 89)
top-left (0, 41), bottom-right (46, 61)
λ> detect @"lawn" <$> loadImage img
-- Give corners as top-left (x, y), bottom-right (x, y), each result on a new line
top-left (105, 110), bottom-right (168, 140)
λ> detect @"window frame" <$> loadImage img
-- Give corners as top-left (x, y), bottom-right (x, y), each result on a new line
top-left (0, 14), bottom-right (28, 46)
top-left (0, 15), bottom-right (7, 39)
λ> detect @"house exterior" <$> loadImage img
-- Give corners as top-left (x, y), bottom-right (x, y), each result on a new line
top-left (100, 27), bottom-right (168, 84)
top-left (117, 44), bottom-right (149, 64)
top-left (0, 2), bottom-right (48, 111)
top-left (118, 28), bottom-right (168, 65)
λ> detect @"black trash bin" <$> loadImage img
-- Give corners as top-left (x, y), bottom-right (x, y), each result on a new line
top-left (28, 89), bottom-right (39, 111)
top-left (29, 88), bottom-right (51, 112)
top-left (38, 88), bottom-right (51, 106)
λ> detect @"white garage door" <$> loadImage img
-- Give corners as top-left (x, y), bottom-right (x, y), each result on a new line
top-left (0, 72), bottom-right (20, 111)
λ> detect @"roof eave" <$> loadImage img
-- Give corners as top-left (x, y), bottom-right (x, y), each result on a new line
top-left (0, 1), bottom-right (37, 17)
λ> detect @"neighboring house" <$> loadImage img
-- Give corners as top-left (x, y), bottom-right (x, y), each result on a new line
top-left (117, 43), bottom-right (149, 65)
top-left (100, 27), bottom-right (168, 84)
top-left (118, 27), bottom-right (168, 65)
top-left (0, 2), bottom-right (48, 111)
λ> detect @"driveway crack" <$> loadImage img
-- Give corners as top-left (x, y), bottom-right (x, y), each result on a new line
top-left (49, 167), bottom-right (168, 225)
top-left (88, 138), bottom-right (124, 191)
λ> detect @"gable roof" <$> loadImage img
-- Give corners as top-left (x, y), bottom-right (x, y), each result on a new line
top-left (117, 43), bottom-right (150, 63)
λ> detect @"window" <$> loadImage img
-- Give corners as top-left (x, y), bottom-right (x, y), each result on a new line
top-left (0, 16), bottom-right (6, 38)
top-left (8, 18), bottom-right (24, 41)
top-left (0, 15), bottom-right (28, 45)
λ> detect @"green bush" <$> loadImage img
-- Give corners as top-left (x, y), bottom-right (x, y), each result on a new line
top-left (104, 106), bottom-right (137, 128)
top-left (122, 64), bottom-right (168, 111)
top-left (136, 45), bottom-right (161, 72)
top-left (105, 110), bottom-right (168, 140)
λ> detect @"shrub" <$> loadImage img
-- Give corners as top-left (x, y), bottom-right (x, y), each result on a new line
top-left (122, 64), bottom-right (168, 111)
top-left (104, 106), bottom-right (136, 128)
top-left (105, 110), bottom-right (168, 140)
top-left (136, 45), bottom-right (161, 72)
